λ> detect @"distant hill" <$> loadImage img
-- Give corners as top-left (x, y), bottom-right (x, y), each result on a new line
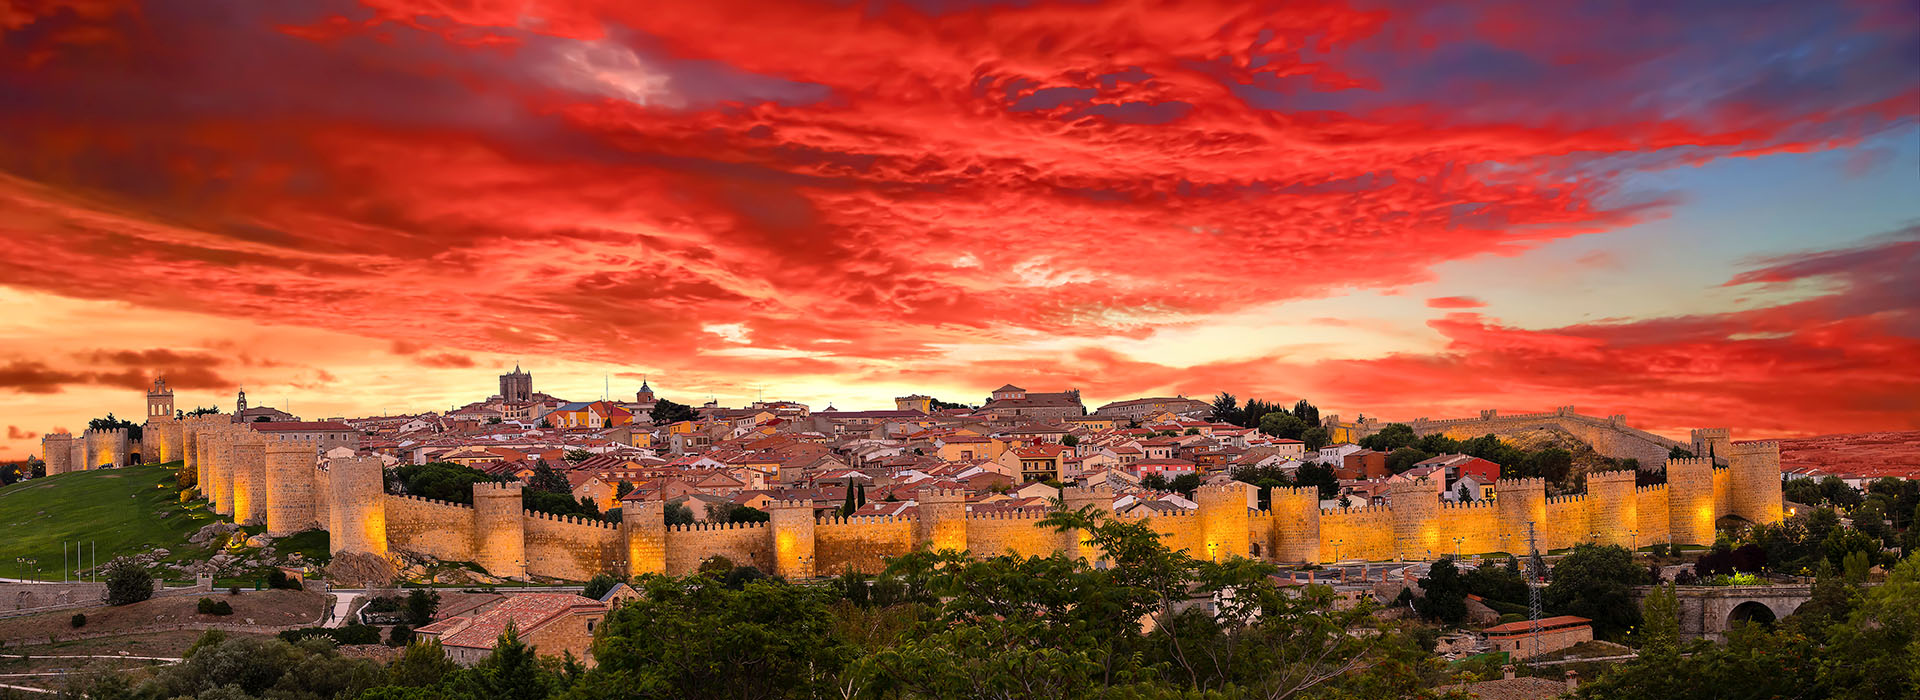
top-left (1773, 431), bottom-right (1920, 480)
top-left (1498, 425), bottom-right (1632, 493)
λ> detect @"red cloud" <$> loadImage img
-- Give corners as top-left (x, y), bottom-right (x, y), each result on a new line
top-left (0, 1), bottom-right (1912, 434)
top-left (1425, 296), bottom-right (1487, 309)
top-left (8, 425), bottom-right (41, 441)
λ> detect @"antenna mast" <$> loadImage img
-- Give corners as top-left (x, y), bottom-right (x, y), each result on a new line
top-left (1526, 521), bottom-right (1544, 662)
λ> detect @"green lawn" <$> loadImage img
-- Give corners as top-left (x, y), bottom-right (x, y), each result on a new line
top-left (0, 463), bottom-right (220, 580)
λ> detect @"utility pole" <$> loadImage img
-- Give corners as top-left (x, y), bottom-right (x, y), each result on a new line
top-left (1526, 521), bottom-right (1543, 662)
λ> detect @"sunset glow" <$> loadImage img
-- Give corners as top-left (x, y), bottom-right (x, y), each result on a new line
top-left (2, 0), bottom-right (1917, 457)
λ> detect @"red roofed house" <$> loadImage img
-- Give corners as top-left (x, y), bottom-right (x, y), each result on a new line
top-left (1013, 443), bottom-right (1073, 484)
top-left (249, 420), bottom-right (357, 453)
top-left (414, 593), bottom-right (609, 666)
top-left (1482, 615), bottom-right (1593, 660)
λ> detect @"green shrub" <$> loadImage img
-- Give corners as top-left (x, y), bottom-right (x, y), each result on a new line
top-left (197, 597), bottom-right (233, 615)
top-left (388, 624), bottom-right (413, 646)
top-left (266, 569), bottom-right (302, 590)
top-left (105, 560), bottom-right (153, 606)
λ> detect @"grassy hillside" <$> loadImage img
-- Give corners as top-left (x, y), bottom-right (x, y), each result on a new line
top-left (0, 463), bottom-right (220, 581)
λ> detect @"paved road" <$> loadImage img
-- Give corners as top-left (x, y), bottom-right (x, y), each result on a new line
top-left (323, 592), bottom-right (360, 629)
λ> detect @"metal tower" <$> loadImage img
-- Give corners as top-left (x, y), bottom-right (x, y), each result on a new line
top-left (1525, 521), bottom-right (1544, 661)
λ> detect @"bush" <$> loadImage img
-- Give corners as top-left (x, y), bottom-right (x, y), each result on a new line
top-left (388, 624), bottom-right (413, 646)
top-left (104, 559), bottom-right (153, 606)
top-left (278, 623), bottom-right (380, 646)
top-left (228, 585), bottom-right (242, 595)
top-left (266, 569), bottom-right (302, 590)
top-left (197, 597), bottom-right (233, 615)
top-left (70, 613), bottom-right (86, 628)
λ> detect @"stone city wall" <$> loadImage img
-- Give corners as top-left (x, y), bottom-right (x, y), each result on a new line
top-left (184, 435), bottom-right (1780, 583)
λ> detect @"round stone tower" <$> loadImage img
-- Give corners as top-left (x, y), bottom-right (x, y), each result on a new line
top-left (264, 440), bottom-right (319, 536)
top-left (326, 456), bottom-right (388, 559)
top-left (1493, 477), bottom-right (1547, 555)
top-left (1390, 476), bottom-right (1441, 561)
top-left (769, 498), bottom-right (817, 579)
top-left (1586, 469), bottom-right (1639, 549)
top-left (1059, 485), bottom-right (1115, 562)
top-left (1269, 485), bottom-right (1322, 564)
top-left (914, 488), bottom-right (969, 554)
top-left (205, 429), bottom-right (235, 515)
top-left (1727, 441), bottom-right (1783, 526)
top-left (230, 431), bottom-right (268, 526)
top-left (472, 482), bottom-right (528, 580)
top-left (1665, 457), bottom-right (1716, 546)
top-left (1195, 481), bottom-right (1252, 562)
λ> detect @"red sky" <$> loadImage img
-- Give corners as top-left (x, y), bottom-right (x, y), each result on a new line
top-left (2, 0), bottom-right (1918, 458)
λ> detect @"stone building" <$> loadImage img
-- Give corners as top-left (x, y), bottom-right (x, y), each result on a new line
top-left (414, 593), bottom-right (608, 666)
top-left (979, 384), bottom-right (1086, 420)
top-left (499, 365), bottom-right (533, 402)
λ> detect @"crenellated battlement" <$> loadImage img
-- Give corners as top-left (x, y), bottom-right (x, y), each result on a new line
top-left (474, 481), bottom-right (524, 495)
top-left (1589, 469), bottom-right (1638, 485)
top-left (1547, 493), bottom-right (1588, 505)
top-left (768, 499), bottom-right (815, 511)
top-left (387, 493), bottom-right (473, 510)
top-left (966, 509), bottom-right (1051, 521)
top-left (1728, 440), bottom-right (1779, 452)
top-left (523, 509), bottom-right (617, 530)
top-left (1272, 485), bottom-right (1321, 499)
top-left (916, 487), bottom-right (968, 502)
top-left (668, 520), bottom-right (770, 533)
top-left (1322, 503), bottom-right (1391, 516)
top-left (1667, 457), bottom-right (1714, 469)
top-left (1438, 498), bottom-right (1495, 511)
top-left (1635, 483), bottom-right (1668, 495)
top-left (816, 514), bottom-right (908, 526)
top-left (1494, 477), bottom-right (1547, 490)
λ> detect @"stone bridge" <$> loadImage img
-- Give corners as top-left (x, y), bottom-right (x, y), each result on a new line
top-left (1632, 584), bottom-right (1813, 641)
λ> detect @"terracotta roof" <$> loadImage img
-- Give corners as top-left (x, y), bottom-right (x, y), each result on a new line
top-left (1483, 615), bottom-right (1591, 635)
top-left (423, 593), bottom-right (604, 649)
top-left (251, 421), bottom-right (352, 432)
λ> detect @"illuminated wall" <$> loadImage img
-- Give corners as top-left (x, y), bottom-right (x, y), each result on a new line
top-left (273, 446), bottom-right (1783, 582)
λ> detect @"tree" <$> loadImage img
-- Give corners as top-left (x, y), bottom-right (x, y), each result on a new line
top-left (1140, 473), bottom-right (1170, 492)
top-left (839, 484), bottom-right (859, 517)
top-left (664, 501), bottom-right (696, 525)
top-left (1300, 426), bottom-right (1330, 451)
top-left (583, 573), bottom-right (620, 600)
top-left (1415, 558), bottom-right (1469, 625)
top-left (1294, 463), bottom-right (1340, 500)
top-left (650, 398), bottom-right (698, 425)
top-left (386, 639), bottom-right (459, 688)
top-left (1291, 399), bottom-right (1319, 428)
top-left (89, 412), bottom-right (142, 440)
top-left (1061, 434), bottom-right (1079, 447)
top-left (564, 448), bottom-right (592, 463)
top-left (1545, 543), bottom-right (1646, 640)
top-left (1385, 447), bottom-right (1432, 474)
top-left (592, 575), bottom-right (851, 700)
top-left (458, 625), bottom-right (558, 700)
top-left (1258, 411), bottom-right (1308, 439)
top-left (391, 462), bottom-right (498, 504)
top-left (1208, 392), bottom-right (1242, 426)
top-left (1634, 583), bottom-right (1680, 657)
top-left (1167, 472), bottom-right (1201, 499)
top-left (615, 480), bottom-right (634, 499)
top-left (1358, 423), bottom-right (1417, 452)
top-left (405, 588), bottom-right (440, 626)
top-left (105, 558), bottom-right (153, 606)
top-left (529, 464), bottom-right (571, 494)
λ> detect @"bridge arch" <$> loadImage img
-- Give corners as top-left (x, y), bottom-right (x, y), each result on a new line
top-left (1726, 600), bottom-right (1778, 628)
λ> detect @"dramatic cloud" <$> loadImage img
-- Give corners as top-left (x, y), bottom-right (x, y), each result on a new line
top-left (0, 0), bottom-right (1915, 455)
top-left (6, 426), bottom-right (37, 441)
top-left (1426, 297), bottom-right (1487, 309)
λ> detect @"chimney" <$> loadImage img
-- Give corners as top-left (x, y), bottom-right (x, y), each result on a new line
top-left (1502, 664), bottom-right (1515, 681)
top-left (1565, 670), bottom-right (1579, 691)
